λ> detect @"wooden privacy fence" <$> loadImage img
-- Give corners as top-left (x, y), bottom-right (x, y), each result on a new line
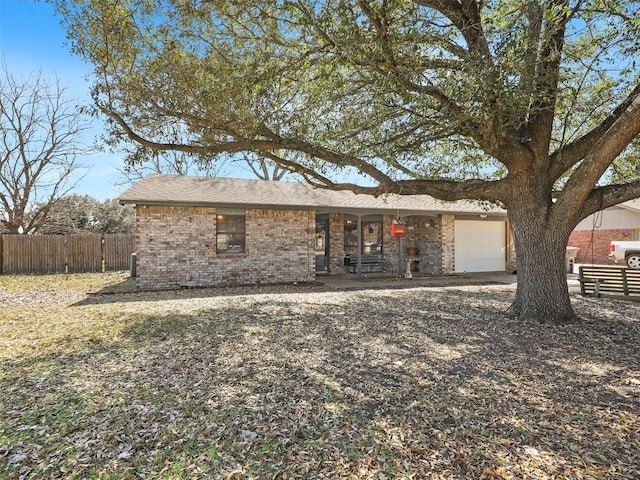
top-left (0, 234), bottom-right (135, 274)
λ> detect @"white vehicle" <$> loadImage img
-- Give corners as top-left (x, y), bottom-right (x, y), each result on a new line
top-left (609, 241), bottom-right (640, 269)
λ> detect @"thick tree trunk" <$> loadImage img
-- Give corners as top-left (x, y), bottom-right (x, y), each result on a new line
top-left (507, 210), bottom-right (578, 324)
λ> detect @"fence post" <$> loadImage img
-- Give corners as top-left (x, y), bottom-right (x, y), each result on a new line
top-left (0, 235), bottom-right (3, 274)
top-left (101, 234), bottom-right (106, 273)
top-left (64, 235), bottom-right (68, 274)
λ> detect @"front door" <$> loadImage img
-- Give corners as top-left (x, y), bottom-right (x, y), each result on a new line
top-left (315, 219), bottom-right (329, 273)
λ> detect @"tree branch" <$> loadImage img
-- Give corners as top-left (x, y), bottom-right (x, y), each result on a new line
top-left (553, 91), bottom-right (640, 223)
top-left (550, 82), bottom-right (640, 178)
top-left (260, 148), bottom-right (508, 201)
top-left (414, 0), bottom-right (491, 60)
top-left (579, 181), bottom-right (640, 220)
top-left (524, 0), bottom-right (571, 155)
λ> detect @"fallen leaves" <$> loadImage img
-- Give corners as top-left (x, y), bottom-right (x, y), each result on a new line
top-left (0, 275), bottom-right (639, 478)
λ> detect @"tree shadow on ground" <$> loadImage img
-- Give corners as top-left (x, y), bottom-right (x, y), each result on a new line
top-left (74, 281), bottom-right (335, 306)
top-left (74, 272), bottom-right (515, 306)
top-left (3, 287), bottom-right (639, 478)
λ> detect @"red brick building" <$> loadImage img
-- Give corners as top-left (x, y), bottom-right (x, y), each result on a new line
top-left (568, 200), bottom-right (640, 265)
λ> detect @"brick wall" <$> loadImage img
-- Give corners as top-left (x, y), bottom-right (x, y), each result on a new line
top-left (328, 214), bottom-right (448, 275)
top-left (568, 229), bottom-right (629, 265)
top-left (441, 215), bottom-right (456, 274)
top-left (328, 213), bottom-right (345, 273)
top-left (398, 215), bottom-right (443, 275)
top-left (382, 215), bottom-right (399, 273)
top-left (135, 205), bottom-right (315, 289)
top-left (135, 205), bottom-right (473, 288)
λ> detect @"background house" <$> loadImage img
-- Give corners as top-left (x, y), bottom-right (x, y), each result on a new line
top-left (120, 175), bottom-right (512, 289)
top-left (568, 200), bottom-right (640, 264)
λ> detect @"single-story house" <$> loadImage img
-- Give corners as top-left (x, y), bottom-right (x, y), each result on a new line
top-left (119, 174), bottom-right (514, 290)
top-left (568, 199), bottom-right (640, 264)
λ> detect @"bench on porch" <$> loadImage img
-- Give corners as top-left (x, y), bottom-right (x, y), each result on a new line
top-left (344, 254), bottom-right (393, 275)
top-left (578, 265), bottom-right (640, 300)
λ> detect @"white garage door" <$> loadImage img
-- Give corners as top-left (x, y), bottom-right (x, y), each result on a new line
top-left (455, 220), bottom-right (506, 273)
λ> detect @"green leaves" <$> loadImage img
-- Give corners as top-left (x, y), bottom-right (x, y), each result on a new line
top-left (51, 0), bottom-right (640, 202)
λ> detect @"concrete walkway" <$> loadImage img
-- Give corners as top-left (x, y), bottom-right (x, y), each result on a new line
top-left (318, 270), bottom-right (582, 293)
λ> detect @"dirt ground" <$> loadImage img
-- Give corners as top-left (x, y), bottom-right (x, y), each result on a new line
top-left (1, 273), bottom-right (639, 479)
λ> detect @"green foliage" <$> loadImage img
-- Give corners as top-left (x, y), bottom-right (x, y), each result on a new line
top-left (51, 0), bottom-right (640, 321)
top-left (610, 138), bottom-right (640, 183)
top-left (51, 0), bottom-right (640, 192)
top-left (38, 194), bottom-right (135, 234)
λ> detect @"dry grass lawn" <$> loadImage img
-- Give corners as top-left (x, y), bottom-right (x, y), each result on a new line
top-left (0, 272), bottom-right (639, 479)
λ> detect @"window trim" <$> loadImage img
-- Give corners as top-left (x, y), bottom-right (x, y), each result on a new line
top-left (343, 215), bottom-right (384, 255)
top-left (216, 209), bottom-right (246, 255)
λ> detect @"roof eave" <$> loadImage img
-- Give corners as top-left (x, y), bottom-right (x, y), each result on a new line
top-left (119, 199), bottom-right (507, 218)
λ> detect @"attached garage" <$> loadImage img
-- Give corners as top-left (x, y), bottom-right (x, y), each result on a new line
top-left (454, 220), bottom-right (507, 273)
top-left (120, 175), bottom-right (514, 288)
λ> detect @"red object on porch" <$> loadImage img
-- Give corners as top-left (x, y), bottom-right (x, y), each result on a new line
top-left (391, 220), bottom-right (406, 237)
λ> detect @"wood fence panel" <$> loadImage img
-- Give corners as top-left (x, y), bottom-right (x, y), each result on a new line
top-left (40, 235), bottom-right (66, 273)
top-left (2, 235), bottom-right (66, 274)
top-left (2, 235), bottom-right (20, 274)
top-left (66, 234), bottom-right (103, 273)
top-left (104, 234), bottom-right (136, 271)
top-left (0, 233), bottom-right (135, 274)
top-left (1, 235), bottom-right (22, 274)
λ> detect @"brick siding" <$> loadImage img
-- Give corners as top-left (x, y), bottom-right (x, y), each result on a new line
top-left (134, 205), bottom-right (497, 288)
top-left (135, 205), bottom-right (315, 289)
top-left (328, 213), bottom-right (345, 273)
top-left (441, 215), bottom-right (456, 274)
top-left (568, 229), bottom-right (630, 265)
top-left (391, 215), bottom-right (443, 275)
top-left (332, 214), bottom-right (447, 275)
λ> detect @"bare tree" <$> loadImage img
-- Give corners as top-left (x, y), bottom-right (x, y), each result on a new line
top-left (0, 62), bottom-right (91, 234)
top-left (241, 152), bottom-right (292, 181)
top-left (117, 148), bottom-right (293, 185)
top-left (116, 147), bottom-right (230, 186)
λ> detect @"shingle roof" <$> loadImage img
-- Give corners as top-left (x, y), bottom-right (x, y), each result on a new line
top-left (119, 174), bottom-right (507, 216)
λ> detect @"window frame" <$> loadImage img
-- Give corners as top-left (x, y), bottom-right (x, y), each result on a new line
top-left (216, 209), bottom-right (246, 254)
top-left (344, 214), bottom-right (384, 255)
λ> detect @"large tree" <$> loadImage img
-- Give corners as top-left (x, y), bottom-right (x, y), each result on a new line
top-left (54, 0), bottom-right (640, 323)
top-left (0, 62), bottom-right (91, 234)
top-left (37, 194), bottom-right (135, 234)
top-left (116, 148), bottom-right (290, 185)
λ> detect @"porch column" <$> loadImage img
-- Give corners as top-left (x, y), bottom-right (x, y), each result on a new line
top-left (397, 235), bottom-right (403, 277)
top-left (441, 214), bottom-right (455, 274)
top-left (356, 215), bottom-right (362, 278)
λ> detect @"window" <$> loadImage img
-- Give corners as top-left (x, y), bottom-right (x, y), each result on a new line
top-left (344, 215), bottom-right (383, 255)
top-left (344, 219), bottom-right (359, 255)
top-left (362, 221), bottom-right (383, 254)
top-left (216, 210), bottom-right (246, 254)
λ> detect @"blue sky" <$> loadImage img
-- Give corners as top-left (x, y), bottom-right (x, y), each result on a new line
top-left (0, 0), bottom-right (130, 200)
top-left (2, 0), bottom-right (307, 203)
